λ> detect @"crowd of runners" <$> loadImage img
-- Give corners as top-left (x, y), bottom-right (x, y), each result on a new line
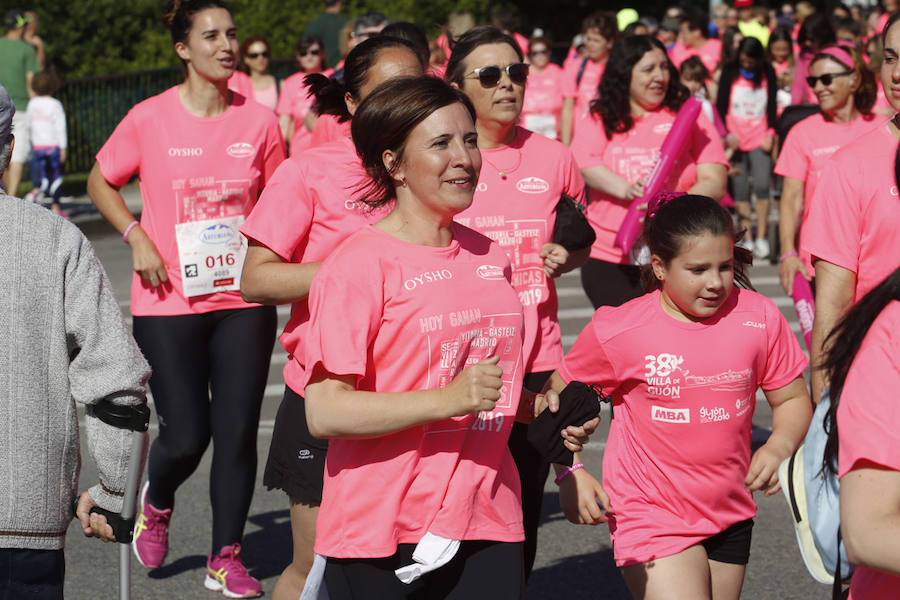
top-left (2, 0), bottom-right (900, 598)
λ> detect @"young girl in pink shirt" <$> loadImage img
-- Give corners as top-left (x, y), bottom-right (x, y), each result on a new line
top-left (302, 76), bottom-right (596, 599)
top-left (775, 43), bottom-right (881, 294)
top-left (239, 36), bottom-right (423, 600)
top-left (87, 1), bottom-right (285, 597)
top-left (548, 194), bottom-right (812, 600)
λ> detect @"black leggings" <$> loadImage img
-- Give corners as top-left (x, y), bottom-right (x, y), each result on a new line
top-left (580, 257), bottom-right (643, 309)
top-left (132, 306), bottom-right (276, 554)
top-left (325, 541), bottom-right (524, 599)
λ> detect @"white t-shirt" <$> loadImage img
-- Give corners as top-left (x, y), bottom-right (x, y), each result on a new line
top-left (27, 96), bottom-right (66, 149)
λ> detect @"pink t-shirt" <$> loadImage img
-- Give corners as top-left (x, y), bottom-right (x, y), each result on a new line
top-left (559, 288), bottom-right (808, 566)
top-left (253, 82), bottom-right (278, 112)
top-left (725, 75), bottom-right (770, 151)
top-left (302, 224), bottom-right (526, 558)
top-left (838, 301), bottom-right (900, 600)
top-left (521, 63), bottom-right (566, 139)
top-left (228, 71), bottom-right (254, 99)
top-left (455, 127), bottom-right (586, 374)
top-left (309, 113), bottom-right (351, 148)
top-left (802, 123), bottom-right (900, 301)
top-left (669, 38), bottom-right (722, 72)
top-left (240, 137), bottom-right (387, 393)
top-left (562, 58), bottom-right (606, 123)
top-left (571, 107), bottom-right (728, 263)
top-left (774, 113), bottom-right (884, 277)
top-left (96, 86), bottom-right (285, 316)
top-left (276, 70), bottom-right (335, 155)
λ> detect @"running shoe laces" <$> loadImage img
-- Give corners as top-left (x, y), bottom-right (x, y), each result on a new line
top-left (205, 543), bottom-right (262, 599)
top-left (132, 482), bottom-right (171, 569)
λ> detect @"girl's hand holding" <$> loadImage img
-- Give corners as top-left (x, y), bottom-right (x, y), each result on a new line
top-left (128, 227), bottom-right (169, 288)
top-left (559, 468), bottom-right (610, 525)
top-left (560, 417), bottom-right (600, 453)
top-left (441, 355), bottom-right (503, 417)
top-left (745, 437), bottom-right (794, 496)
top-left (624, 179), bottom-right (645, 201)
top-left (540, 243), bottom-right (569, 278)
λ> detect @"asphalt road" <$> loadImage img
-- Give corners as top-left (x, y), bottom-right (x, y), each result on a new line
top-left (60, 213), bottom-right (831, 599)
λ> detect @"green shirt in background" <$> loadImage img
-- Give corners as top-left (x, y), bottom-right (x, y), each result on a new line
top-left (304, 11), bottom-right (347, 69)
top-left (0, 37), bottom-right (39, 111)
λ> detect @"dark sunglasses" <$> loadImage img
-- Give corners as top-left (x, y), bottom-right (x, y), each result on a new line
top-left (529, 48), bottom-right (550, 56)
top-left (246, 51), bottom-right (270, 59)
top-left (466, 63), bottom-right (529, 87)
top-left (300, 48), bottom-right (321, 57)
top-left (806, 71), bottom-right (852, 87)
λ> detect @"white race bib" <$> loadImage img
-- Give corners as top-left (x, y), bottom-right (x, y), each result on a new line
top-left (175, 215), bottom-right (247, 297)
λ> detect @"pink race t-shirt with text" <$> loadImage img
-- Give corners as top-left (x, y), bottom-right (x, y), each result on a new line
top-left (838, 301), bottom-right (900, 600)
top-left (455, 127), bottom-right (586, 374)
top-left (96, 86), bottom-right (285, 316)
top-left (302, 224), bottom-right (526, 558)
top-left (725, 76), bottom-right (770, 151)
top-left (803, 123), bottom-right (900, 301)
top-left (521, 63), bottom-right (566, 139)
top-left (774, 112), bottom-right (884, 276)
top-left (571, 108), bottom-right (728, 263)
top-left (559, 289), bottom-right (807, 565)
top-left (241, 137), bottom-right (388, 393)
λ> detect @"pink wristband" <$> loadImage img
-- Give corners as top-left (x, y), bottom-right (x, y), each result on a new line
top-left (554, 462), bottom-right (584, 485)
top-left (122, 221), bottom-right (139, 243)
top-left (779, 251), bottom-right (799, 262)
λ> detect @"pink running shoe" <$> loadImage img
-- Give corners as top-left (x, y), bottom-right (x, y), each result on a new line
top-left (131, 481), bottom-right (171, 568)
top-left (204, 543), bottom-right (262, 599)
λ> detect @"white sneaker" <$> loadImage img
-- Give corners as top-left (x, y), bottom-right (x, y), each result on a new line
top-left (754, 238), bottom-right (770, 259)
top-left (737, 239), bottom-right (755, 253)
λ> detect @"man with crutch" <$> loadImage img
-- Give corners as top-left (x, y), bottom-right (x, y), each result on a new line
top-left (0, 82), bottom-right (151, 599)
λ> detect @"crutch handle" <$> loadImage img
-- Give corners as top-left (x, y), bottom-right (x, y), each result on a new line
top-left (88, 506), bottom-right (137, 544)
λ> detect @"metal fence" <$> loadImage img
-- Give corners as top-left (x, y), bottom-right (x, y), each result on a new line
top-left (56, 59), bottom-right (298, 175)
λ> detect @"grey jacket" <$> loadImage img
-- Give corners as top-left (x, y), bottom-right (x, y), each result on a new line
top-left (0, 195), bottom-right (151, 550)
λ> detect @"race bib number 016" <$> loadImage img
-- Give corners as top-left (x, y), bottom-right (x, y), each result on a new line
top-left (175, 215), bottom-right (247, 297)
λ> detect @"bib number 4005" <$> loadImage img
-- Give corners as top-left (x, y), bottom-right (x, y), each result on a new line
top-left (205, 253), bottom-right (236, 268)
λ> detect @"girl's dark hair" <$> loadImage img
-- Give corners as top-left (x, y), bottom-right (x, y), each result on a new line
top-left (296, 35), bottom-right (327, 71)
top-left (822, 144), bottom-right (900, 473)
top-left (380, 22), bottom-right (430, 69)
top-left (351, 76), bottom-right (476, 208)
top-left (444, 26), bottom-right (523, 87)
top-left (680, 55), bottom-right (711, 84)
top-left (642, 194), bottom-right (754, 292)
top-left (767, 26), bottom-right (795, 65)
top-left (735, 37), bottom-right (766, 88)
top-left (595, 35), bottom-right (689, 139)
top-left (719, 26), bottom-right (743, 67)
top-left (305, 36), bottom-right (419, 123)
top-left (812, 43), bottom-right (877, 114)
top-left (582, 10), bottom-right (619, 40)
top-left (163, 0), bottom-right (230, 45)
top-left (31, 70), bottom-right (59, 96)
top-left (882, 10), bottom-right (900, 43)
top-left (238, 35), bottom-right (270, 74)
top-left (798, 13), bottom-right (836, 51)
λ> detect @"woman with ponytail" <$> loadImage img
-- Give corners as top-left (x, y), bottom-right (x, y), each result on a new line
top-left (820, 265), bottom-right (900, 599)
top-left (802, 11), bottom-right (900, 405)
top-left (87, 1), bottom-right (285, 597)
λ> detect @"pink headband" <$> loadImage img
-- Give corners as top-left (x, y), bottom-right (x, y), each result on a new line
top-left (815, 44), bottom-right (856, 69)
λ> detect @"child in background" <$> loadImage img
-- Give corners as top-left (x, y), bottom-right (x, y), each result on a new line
top-left (25, 70), bottom-right (67, 216)
top-left (680, 57), bottom-right (729, 152)
top-left (768, 27), bottom-right (795, 116)
top-left (548, 194), bottom-right (812, 600)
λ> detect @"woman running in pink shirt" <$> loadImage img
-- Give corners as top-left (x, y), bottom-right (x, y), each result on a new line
top-left (548, 194), bottom-right (812, 600)
top-left (87, 1), bottom-right (285, 597)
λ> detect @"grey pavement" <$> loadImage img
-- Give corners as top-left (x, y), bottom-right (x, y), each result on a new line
top-left (58, 193), bottom-right (832, 599)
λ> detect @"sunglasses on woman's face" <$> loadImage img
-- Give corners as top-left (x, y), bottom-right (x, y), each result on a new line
top-left (300, 48), bottom-right (321, 57)
top-left (529, 48), bottom-right (549, 56)
top-left (806, 71), bottom-right (852, 87)
top-left (246, 51), bottom-right (270, 59)
top-left (466, 63), bottom-right (529, 87)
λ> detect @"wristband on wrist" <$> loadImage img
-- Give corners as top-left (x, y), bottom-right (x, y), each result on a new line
top-left (554, 462), bottom-right (584, 485)
top-left (122, 221), bottom-right (139, 244)
top-left (779, 251), bottom-right (798, 262)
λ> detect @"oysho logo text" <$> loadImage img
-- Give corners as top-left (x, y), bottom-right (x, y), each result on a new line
top-left (404, 269), bottom-right (453, 290)
top-left (651, 406), bottom-right (690, 423)
top-left (168, 147), bottom-right (203, 157)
